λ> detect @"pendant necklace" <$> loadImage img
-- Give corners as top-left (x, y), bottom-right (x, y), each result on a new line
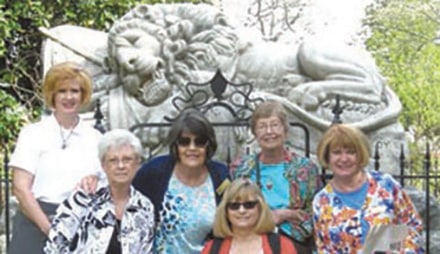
top-left (255, 153), bottom-right (287, 191)
top-left (59, 117), bottom-right (78, 149)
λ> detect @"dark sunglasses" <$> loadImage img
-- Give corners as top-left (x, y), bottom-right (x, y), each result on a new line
top-left (227, 201), bottom-right (258, 210)
top-left (176, 136), bottom-right (209, 147)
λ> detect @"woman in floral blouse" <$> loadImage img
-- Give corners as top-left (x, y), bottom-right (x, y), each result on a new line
top-left (44, 129), bottom-right (155, 254)
top-left (313, 124), bottom-right (424, 253)
top-left (230, 101), bottom-right (322, 253)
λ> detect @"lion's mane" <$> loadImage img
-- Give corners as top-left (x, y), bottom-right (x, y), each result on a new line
top-left (107, 3), bottom-right (241, 88)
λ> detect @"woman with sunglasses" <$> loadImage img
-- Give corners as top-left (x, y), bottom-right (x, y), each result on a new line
top-left (201, 178), bottom-right (297, 254)
top-left (230, 101), bottom-right (322, 253)
top-left (132, 108), bottom-right (230, 254)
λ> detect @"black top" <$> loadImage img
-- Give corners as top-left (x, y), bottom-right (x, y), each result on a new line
top-left (106, 219), bottom-right (122, 254)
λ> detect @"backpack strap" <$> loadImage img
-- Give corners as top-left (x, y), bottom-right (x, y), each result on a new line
top-left (210, 237), bottom-right (223, 254)
top-left (267, 232), bottom-right (281, 254)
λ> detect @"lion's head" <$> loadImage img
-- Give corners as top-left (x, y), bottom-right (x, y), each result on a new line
top-left (107, 4), bottom-right (240, 107)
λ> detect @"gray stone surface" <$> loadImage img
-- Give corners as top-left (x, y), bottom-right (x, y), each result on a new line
top-left (406, 186), bottom-right (440, 252)
top-left (0, 196), bottom-right (17, 253)
top-left (0, 235), bottom-right (5, 254)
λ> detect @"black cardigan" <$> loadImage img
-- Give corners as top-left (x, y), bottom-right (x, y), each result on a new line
top-left (132, 154), bottom-right (230, 222)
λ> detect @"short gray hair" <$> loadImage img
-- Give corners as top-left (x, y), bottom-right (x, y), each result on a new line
top-left (98, 129), bottom-right (143, 161)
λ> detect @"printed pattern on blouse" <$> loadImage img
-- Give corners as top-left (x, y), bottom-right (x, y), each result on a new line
top-left (155, 174), bottom-right (216, 254)
top-left (44, 186), bottom-right (155, 254)
top-left (230, 148), bottom-right (322, 242)
top-left (312, 171), bottom-right (424, 254)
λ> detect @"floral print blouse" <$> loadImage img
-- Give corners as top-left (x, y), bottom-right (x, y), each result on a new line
top-left (44, 186), bottom-right (155, 254)
top-left (230, 148), bottom-right (322, 242)
top-left (313, 171), bottom-right (424, 254)
top-left (154, 174), bottom-right (216, 254)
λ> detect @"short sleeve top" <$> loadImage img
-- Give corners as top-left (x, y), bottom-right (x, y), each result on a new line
top-left (10, 114), bottom-right (103, 203)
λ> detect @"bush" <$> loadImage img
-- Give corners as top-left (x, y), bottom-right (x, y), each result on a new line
top-left (0, 89), bottom-right (28, 150)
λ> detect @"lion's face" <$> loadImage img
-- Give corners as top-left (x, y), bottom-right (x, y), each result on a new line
top-left (111, 28), bottom-right (171, 106)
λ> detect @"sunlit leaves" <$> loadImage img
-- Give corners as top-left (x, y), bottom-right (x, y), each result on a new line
top-left (0, 90), bottom-right (27, 144)
top-left (365, 0), bottom-right (440, 141)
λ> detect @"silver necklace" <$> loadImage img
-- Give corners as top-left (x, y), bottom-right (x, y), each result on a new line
top-left (59, 117), bottom-right (78, 149)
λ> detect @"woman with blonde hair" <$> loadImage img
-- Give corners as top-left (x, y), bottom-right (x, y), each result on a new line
top-left (202, 178), bottom-right (297, 254)
top-left (9, 62), bottom-right (103, 253)
top-left (313, 124), bottom-right (424, 253)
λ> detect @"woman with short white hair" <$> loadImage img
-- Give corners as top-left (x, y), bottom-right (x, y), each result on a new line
top-left (45, 129), bottom-right (155, 254)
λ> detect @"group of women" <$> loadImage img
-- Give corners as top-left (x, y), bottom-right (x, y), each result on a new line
top-left (9, 61), bottom-right (424, 254)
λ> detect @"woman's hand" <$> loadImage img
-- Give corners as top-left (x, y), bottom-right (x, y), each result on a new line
top-left (272, 208), bottom-right (310, 225)
top-left (77, 175), bottom-right (98, 194)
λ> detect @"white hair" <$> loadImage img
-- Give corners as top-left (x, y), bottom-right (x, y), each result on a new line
top-left (98, 129), bottom-right (143, 161)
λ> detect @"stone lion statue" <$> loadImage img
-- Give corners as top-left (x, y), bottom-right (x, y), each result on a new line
top-left (40, 3), bottom-right (405, 173)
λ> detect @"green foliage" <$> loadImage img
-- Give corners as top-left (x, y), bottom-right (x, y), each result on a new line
top-left (0, 89), bottom-right (27, 148)
top-left (365, 0), bottom-right (440, 142)
top-left (365, 0), bottom-right (440, 194)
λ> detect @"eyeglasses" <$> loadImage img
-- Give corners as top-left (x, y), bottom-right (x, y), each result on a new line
top-left (255, 121), bottom-right (283, 134)
top-left (176, 136), bottom-right (208, 148)
top-left (227, 201), bottom-right (258, 210)
top-left (106, 156), bottom-right (137, 166)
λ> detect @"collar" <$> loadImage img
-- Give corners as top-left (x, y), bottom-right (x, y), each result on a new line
top-left (94, 186), bottom-right (142, 209)
top-left (48, 113), bottom-right (85, 135)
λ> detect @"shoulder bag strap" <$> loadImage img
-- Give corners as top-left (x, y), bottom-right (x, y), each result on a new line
top-left (210, 238), bottom-right (223, 254)
top-left (267, 232), bottom-right (281, 254)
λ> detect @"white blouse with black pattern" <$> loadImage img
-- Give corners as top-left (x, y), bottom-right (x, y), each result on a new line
top-left (44, 186), bottom-right (155, 254)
